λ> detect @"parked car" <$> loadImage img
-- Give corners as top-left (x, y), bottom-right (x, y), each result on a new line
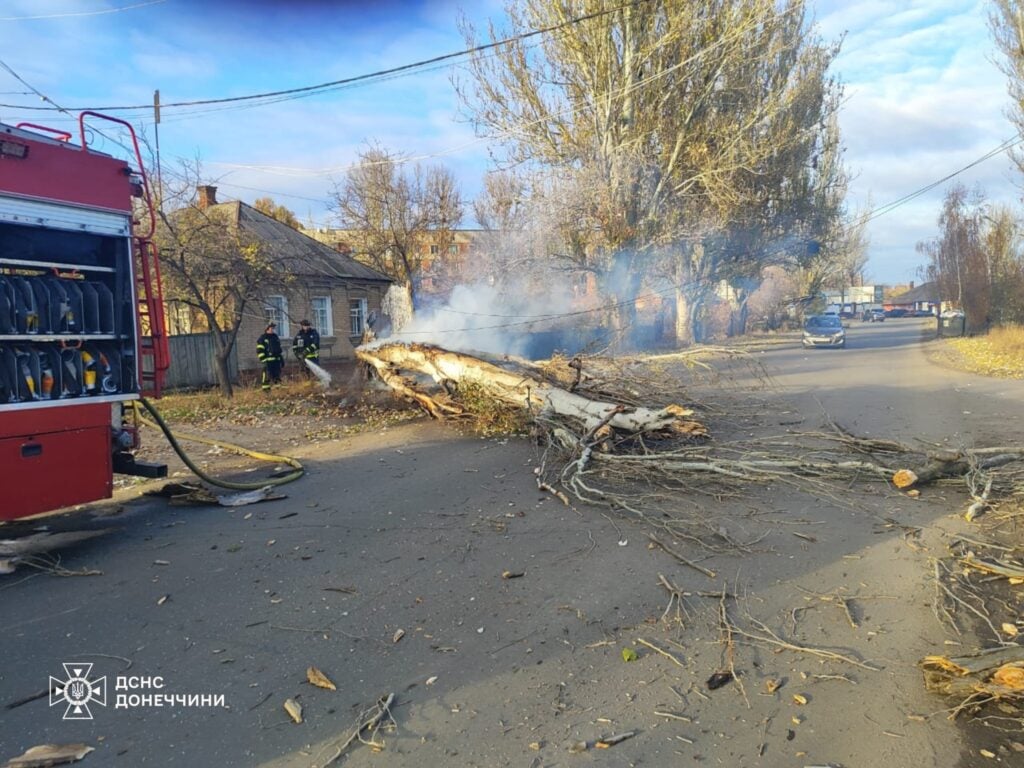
top-left (802, 314), bottom-right (846, 348)
top-left (885, 308), bottom-right (908, 318)
top-left (865, 308), bottom-right (885, 322)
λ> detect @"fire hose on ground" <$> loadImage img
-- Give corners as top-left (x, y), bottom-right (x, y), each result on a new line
top-left (133, 396), bottom-right (305, 491)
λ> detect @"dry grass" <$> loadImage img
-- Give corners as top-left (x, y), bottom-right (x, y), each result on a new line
top-left (152, 378), bottom-right (420, 435)
top-left (943, 324), bottom-right (1024, 379)
top-left (156, 380), bottom-right (338, 424)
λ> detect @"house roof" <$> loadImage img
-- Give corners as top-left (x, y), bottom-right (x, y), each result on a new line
top-left (888, 281), bottom-right (938, 304)
top-left (215, 201), bottom-right (392, 283)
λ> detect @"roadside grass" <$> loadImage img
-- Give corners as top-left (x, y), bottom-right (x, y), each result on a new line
top-left (152, 378), bottom-right (420, 434)
top-left (156, 380), bottom-right (328, 424)
top-left (942, 324), bottom-right (1024, 379)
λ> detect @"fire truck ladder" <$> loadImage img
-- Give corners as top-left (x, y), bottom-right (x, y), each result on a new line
top-left (79, 112), bottom-right (170, 398)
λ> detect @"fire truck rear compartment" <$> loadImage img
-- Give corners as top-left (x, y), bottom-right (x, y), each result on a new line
top-left (0, 403), bottom-right (113, 520)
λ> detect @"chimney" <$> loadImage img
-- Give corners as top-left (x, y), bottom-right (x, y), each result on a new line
top-left (909, 280), bottom-right (914, 289)
top-left (197, 185), bottom-right (218, 209)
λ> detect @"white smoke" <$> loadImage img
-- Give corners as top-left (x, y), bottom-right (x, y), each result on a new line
top-left (389, 277), bottom-right (585, 358)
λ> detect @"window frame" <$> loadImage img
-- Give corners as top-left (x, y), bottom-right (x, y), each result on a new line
top-left (349, 297), bottom-right (368, 336)
top-left (265, 295), bottom-right (289, 337)
top-left (311, 296), bottom-right (333, 337)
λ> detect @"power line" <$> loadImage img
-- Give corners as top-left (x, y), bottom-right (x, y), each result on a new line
top-left (860, 135), bottom-right (1023, 224)
top-left (0, 56), bottom-right (150, 173)
top-left (0, 0), bottom-right (654, 114)
top-left (205, 4), bottom-right (802, 180)
top-left (0, 57), bottom-right (68, 114)
top-left (0, 0), bottom-right (166, 22)
top-left (214, 180), bottom-right (330, 204)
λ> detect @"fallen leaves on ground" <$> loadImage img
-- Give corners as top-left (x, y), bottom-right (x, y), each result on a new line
top-left (942, 326), bottom-right (1024, 379)
top-left (306, 667), bottom-right (336, 691)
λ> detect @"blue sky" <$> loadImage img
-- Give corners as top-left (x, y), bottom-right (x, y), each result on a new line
top-left (0, 0), bottom-right (1018, 285)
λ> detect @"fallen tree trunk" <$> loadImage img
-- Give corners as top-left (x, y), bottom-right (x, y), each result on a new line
top-left (357, 342), bottom-right (706, 437)
top-left (356, 342), bottom-right (1024, 540)
top-left (892, 451), bottom-right (1024, 489)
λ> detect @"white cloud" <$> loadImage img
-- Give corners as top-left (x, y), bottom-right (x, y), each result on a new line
top-left (3, 0), bottom-right (1019, 286)
top-left (814, 0), bottom-right (1018, 282)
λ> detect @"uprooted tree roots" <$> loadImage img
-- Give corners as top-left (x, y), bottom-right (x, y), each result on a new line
top-left (357, 343), bottom-right (1024, 537)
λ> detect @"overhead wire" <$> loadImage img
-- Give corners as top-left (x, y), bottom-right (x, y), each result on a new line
top-left (0, 55), bottom-right (146, 166)
top-left (204, 3), bottom-right (804, 178)
top-left (5, 5), bottom-right (1015, 336)
top-left (0, 0), bottom-right (655, 114)
top-left (0, 1), bottom-right (166, 22)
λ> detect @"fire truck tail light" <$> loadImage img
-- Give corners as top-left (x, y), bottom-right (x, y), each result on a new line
top-left (0, 139), bottom-right (29, 159)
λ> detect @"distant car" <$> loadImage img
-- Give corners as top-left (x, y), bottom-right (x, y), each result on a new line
top-left (885, 308), bottom-right (908, 318)
top-left (864, 308), bottom-right (885, 322)
top-left (803, 314), bottom-right (846, 349)
top-left (912, 309), bottom-right (936, 317)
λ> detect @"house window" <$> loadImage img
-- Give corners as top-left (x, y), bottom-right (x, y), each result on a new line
top-left (429, 244), bottom-right (439, 255)
top-left (349, 298), bottom-right (368, 336)
top-left (312, 296), bottom-right (333, 337)
top-left (165, 300), bottom-right (193, 335)
top-left (448, 244), bottom-right (458, 255)
top-left (265, 295), bottom-right (289, 337)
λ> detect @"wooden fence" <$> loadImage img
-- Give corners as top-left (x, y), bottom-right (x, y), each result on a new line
top-left (165, 333), bottom-right (239, 390)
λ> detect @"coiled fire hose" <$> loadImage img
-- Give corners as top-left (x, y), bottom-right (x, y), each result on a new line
top-left (133, 397), bottom-right (305, 490)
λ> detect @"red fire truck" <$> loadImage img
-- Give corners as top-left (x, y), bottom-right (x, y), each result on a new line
top-left (0, 113), bottom-right (170, 521)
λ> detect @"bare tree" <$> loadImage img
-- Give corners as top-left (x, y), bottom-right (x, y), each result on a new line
top-left (458, 0), bottom-right (843, 347)
top-left (918, 183), bottom-right (990, 333)
top-left (331, 145), bottom-right (463, 308)
top-left (155, 164), bottom-right (287, 397)
top-left (992, 1), bottom-right (1024, 177)
top-left (983, 203), bottom-right (1024, 325)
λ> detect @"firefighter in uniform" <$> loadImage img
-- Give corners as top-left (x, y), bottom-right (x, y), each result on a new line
top-left (292, 319), bottom-right (320, 376)
top-left (256, 322), bottom-right (284, 391)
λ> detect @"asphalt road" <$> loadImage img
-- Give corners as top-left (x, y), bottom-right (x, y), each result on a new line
top-left (760, 317), bottom-right (1024, 445)
top-left (1, 318), bottom-right (1022, 768)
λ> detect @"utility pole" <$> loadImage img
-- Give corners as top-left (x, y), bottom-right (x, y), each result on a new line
top-left (153, 89), bottom-right (162, 211)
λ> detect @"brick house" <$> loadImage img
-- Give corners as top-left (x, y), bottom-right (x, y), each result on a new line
top-left (300, 226), bottom-right (482, 303)
top-left (168, 188), bottom-right (392, 373)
